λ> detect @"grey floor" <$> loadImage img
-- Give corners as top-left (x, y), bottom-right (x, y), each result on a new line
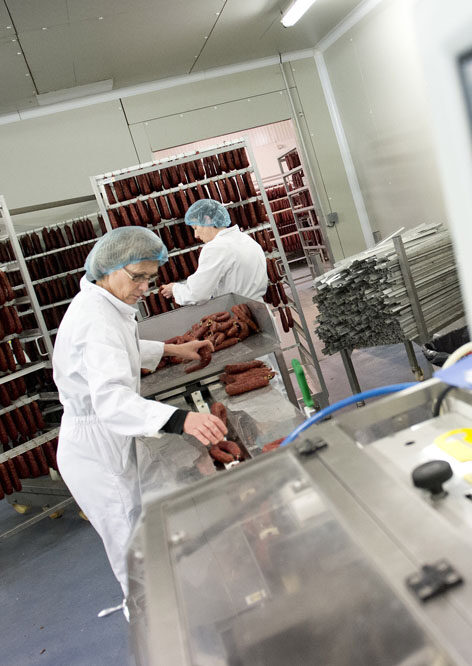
top-left (0, 266), bottom-right (434, 666)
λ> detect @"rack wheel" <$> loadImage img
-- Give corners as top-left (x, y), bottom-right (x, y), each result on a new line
top-left (12, 502), bottom-right (30, 515)
top-left (47, 509), bottom-right (64, 519)
top-left (78, 510), bottom-right (89, 521)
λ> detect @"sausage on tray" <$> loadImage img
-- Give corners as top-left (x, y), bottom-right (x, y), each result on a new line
top-left (209, 445), bottom-right (234, 464)
top-left (225, 375), bottom-right (270, 396)
top-left (224, 360), bottom-right (266, 374)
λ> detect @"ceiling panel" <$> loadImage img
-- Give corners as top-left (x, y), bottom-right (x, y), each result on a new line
top-left (19, 24), bottom-right (75, 93)
top-left (193, 0), bottom-right (362, 71)
top-left (6, 0), bottom-right (69, 31)
top-left (0, 37), bottom-right (36, 112)
top-left (67, 3), bottom-right (220, 87)
top-left (1, 0), bottom-right (363, 113)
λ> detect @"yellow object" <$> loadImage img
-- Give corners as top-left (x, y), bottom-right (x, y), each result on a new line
top-left (434, 428), bottom-right (472, 462)
top-left (12, 503), bottom-right (30, 514)
top-left (49, 510), bottom-right (64, 519)
top-left (78, 510), bottom-right (89, 521)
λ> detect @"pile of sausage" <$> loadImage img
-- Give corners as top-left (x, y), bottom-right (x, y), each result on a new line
top-left (0, 437), bottom-right (59, 499)
top-left (219, 360), bottom-right (276, 396)
top-left (208, 402), bottom-right (244, 465)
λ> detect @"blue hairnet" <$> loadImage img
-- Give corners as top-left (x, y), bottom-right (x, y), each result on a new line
top-left (85, 226), bottom-right (168, 281)
top-left (185, 199), bottom-right (231, 228)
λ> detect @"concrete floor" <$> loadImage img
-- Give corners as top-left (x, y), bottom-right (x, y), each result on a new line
top-left (0, 265), bottom-right (435, 666)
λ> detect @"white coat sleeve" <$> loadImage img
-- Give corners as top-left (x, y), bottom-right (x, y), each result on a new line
top-left (172, 244), bottom-right (229, 305)
top-left (139, 339), bottom-right (164, 371)
top-left (84, 322), bottom-right (176, 437)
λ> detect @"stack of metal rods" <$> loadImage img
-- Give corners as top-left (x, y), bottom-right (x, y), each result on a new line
top-left (313, 223), bottom-right (463, 355)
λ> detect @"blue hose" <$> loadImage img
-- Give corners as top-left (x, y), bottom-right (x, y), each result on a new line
top-left (280, 382), bottom-right (417, 447)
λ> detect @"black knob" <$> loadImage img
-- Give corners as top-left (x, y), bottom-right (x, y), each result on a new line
top-left (412, 460), bottom-right (453, 497)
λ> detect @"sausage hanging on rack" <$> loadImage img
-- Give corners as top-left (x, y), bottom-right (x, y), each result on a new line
top-left (14, 453), bottom-right (30, 479)
top-left (148, 197), bottom-right (161, 225)
top-left (43, 440), bottom-right (58, 471)
top-left (24, 450), bottom-right (41, 477)
top-left (278, 307), bottom-right (289, 333)
top-left (0, 271), bottom-right (14, 302)
top-left (0, 463), bottom-right (13, 494)
top-left (34, 446), bottom-right (49, 475)
top-left (30, 401), bottom-right (46, 430)
top-left (5, 458), bottom-right (22, 491)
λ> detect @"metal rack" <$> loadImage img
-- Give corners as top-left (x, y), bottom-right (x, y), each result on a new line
top-left (278, 147), bottom-right (333, 280)
top-left (1, 211), bottom-right (104, 336)
top-left (91, 138), bottom-right (330, 409)
top-left (0, 197), bottom-right (67, 537)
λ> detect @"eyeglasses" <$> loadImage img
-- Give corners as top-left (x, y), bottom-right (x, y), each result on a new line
top-left (122, 267), bottom-right (158, 288)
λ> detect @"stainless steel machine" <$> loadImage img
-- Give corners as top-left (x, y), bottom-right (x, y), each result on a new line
top-left (128, 378), bottom-right (472, 666)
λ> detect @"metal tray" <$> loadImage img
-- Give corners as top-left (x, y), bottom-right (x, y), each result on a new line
top-left (138, 293), bottom-right (280, 397)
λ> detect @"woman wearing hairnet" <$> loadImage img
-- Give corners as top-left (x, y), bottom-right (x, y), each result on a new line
top-left (53, 227), bottom-right (226, 607)
top-left (160, 199), bottom-right (267, 304)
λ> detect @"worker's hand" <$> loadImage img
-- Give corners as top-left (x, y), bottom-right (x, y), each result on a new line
top-left (160, 283), bottom-right (174, 299)
top-left (166, 339), bottom-right (214, 361)
top-left (183, 412), bottom-right (227, 446)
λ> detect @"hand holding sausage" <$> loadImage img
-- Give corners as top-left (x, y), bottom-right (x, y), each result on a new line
top-left (183, 412), bottom-right (227, 446)
top-left (164, 339), bottom-right (213, 362)
top-left (160, 283), bottom-right (175, 299)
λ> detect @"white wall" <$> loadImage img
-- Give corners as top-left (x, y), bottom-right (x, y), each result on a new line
top-left (321, 0), bottom-right (448, 240)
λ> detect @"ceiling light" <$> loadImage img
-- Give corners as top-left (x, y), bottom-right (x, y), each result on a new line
top-left (281, 0), bottom-right (317, 27)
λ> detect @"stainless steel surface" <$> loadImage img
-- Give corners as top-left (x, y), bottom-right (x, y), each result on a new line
top-left (129, 379), bottom-right (472, 665)
top-left (136, 383), bottom-right (304, 502)
top-left (138, 294), bottom-right (281, 398)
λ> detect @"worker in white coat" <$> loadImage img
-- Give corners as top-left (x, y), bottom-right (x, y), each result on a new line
top-left (160, 199), bottom-right (268, 304)
top-left (53, 227), bottom-right (226, 607)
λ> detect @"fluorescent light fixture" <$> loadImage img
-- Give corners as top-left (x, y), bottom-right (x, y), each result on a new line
top-left (281, 0), bottom-right (317, 27)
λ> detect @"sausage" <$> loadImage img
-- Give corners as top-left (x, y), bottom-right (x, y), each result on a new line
top-left (14, 453), bottom-right (30, 478)
top-left (218, 440), bottom-right (242, 459)
top-left (184, 344), bottom-right (212, 374)
top-left (277, 283), bottom-right (288, 305)
top-left (158, 196), bottom-right (173, 220)
top-left (278, 307), bottom-right (289, 333)
top-left (167, 257), bottom-right (180, 282)
top-left (24, 450), bottom-right (41, 477)
top-left (157, 290), bottom-right (170, 313)
top-left (0, 346), bottom-right (7, 372)
top-left (0, 271), bottom-right (14, 302)
top-left (149, 169), bottom-right (163, 192)
top-left (225, 375), bottom-right (270, 395)
top-left (33, 446), bottom-right (49, 475)
top-left (148, 197), bottom-right (161, 225)
top-left (270, 258), bottom-right (282, 282)
top-left (0, 307), bottom-right (15, 335)
top-left (235, 174), bottom-right (248, 200)
top-left (21, 404), bottom-right (37, 437)
top-left (224, 360), bottom-right (266, 374)
top-left (210, 320), bottom-right (233, 334)
top-left (161, 225), bottom-right (175, 250)
top-left (262, 438), bottom-right (284, 453)
top-left (208, 180), bottom-right (222, 202)
top-left (0, 385), bottom-right (11, 407)
top-left (174, 224), bottom-right (186, 250)
top-left (104, 183), bottom-right (117, 204)
top-left (227, 368), bottom-right (275, 384)
top-left (177, 254), bottom-right (190, 279)
top-left (2, 343), bottom-right (16, 372)
top-left (128, 203), bottom-right (141, 226)
top-left (5, 458), bottom-right (22, 491)
top-left (0, 463), bottom-right (13, 494)
top-left (167, 192), bottom-right (181, 219)
top-left (269, 284), bottom-right (280, 307)
top-left (263, 229), bottom-right (274, 252)
top-left (137, 173), bottom-right (152, 195)
top-left (188, 250), bottom-right (199, 272)
top-left (43, 441), bottom-right (58, 471)
top-left (285, 306), bottom-right (294, 329)
top-left (210, 401), bottom-right (227, 426)
top-left (215, 338), bottom-right (239, 352)
top-left (13, 338), bottom-right (28, 367)
top-left (12, 407), bottom-right (29, 438)
top-left (209, 445), bottom-right (234, 464)
top-left (16, 377), bottom-right (27, 396)
top-left (0, 415), bottom-right (8, 446)
top-left (231, 305), bottom-right (259, 332)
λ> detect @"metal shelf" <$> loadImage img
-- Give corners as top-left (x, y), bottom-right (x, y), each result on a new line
top-left (0, 361), bottom-right (47, 386)
top-left (105, 167), bottom-right (255, 212)
top-left (0, 426), bottom-right (60, 464)
top-left (0, 392), bottom-right (40, 417)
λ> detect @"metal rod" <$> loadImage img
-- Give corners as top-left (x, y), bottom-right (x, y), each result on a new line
top-left (393, 235), bottom-right (430, 344)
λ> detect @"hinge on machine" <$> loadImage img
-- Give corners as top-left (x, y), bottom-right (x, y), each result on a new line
top-left (406, 559), bottom-right (463, 601)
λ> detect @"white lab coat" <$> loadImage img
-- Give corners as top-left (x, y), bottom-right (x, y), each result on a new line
top-left (53, 276), bottom-right (177, 595)
top-left (172, 225), bottom-right (268, 305)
